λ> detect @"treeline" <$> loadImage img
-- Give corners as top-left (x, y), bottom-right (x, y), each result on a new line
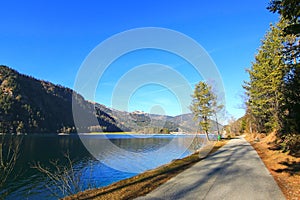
top-left (0, 66), bottom-right (184, 134)
top-left (242, 0), bottom-right (299, 152)
top-left (0, 65), bottom-right (122, 134)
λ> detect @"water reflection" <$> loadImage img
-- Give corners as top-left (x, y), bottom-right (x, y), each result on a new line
top-left (1, 134), bottom-right (207, 199)
top-left (80, 134), bottom-right (203, 173)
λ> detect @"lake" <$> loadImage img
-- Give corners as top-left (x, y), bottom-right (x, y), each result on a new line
top-left (1, 134), bottom-right (210, 199)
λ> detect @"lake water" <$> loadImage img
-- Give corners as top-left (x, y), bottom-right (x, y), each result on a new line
top-left (1, 134), bottom-right (209, 199)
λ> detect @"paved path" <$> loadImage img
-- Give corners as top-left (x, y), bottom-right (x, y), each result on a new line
top-left (136, 136), bottom-right (285, 200)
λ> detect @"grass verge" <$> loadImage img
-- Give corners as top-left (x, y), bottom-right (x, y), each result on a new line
top-left (63, 140), bottom-right (228, 200)
top-left (245, 133), bottom-right (300, 200)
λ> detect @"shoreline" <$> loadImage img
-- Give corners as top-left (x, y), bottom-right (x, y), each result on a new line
top-left (2, 132), bottom-right (214, 136)
top-left (63, 140), bottom-right (227, 200)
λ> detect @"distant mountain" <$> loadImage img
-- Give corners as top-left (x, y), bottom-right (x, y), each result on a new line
top-left (170, 113), bottom-right (223, 133)
top-left (95, 107), bottom-right (180, 133)
top-left (0, 65), bottom-right (223, 134)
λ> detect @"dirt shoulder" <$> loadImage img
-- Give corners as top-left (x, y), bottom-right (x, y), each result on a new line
top-left (245, 133), bottom-right (300, 200)
top-left (63, 140), bottom-right (227, 200)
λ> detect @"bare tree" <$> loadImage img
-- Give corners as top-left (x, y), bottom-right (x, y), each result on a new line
top-left (0, 135), bottom-right (22, 198)
top-left (32, 152), bottom-right (96, 198)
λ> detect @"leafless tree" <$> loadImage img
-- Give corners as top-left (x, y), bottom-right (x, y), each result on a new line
top-left (0, 135), bottom-right (22, 197)
top-left (32, 152), bottom-right (96, 198)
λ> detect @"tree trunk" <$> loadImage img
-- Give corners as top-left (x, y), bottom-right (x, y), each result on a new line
top-left (215, 113), bottom-right (220, 137)
top-left (205, 130), bottom-right (210, 141)
top-left (0, 142), bottom-right (3, 167)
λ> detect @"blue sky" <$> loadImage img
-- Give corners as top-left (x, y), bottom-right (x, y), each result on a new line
top-left (0, 0), bottom-right (279, 120)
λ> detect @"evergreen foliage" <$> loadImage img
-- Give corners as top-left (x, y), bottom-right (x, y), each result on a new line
top-left (0, 65), bottom-right (223, 134)
top-left (190, 81), bottom-right (222, 140)
top-left (268, 0), bottom-right (300, 35)
top-left (0, 65), bottom-right (122, 134)
top-left (244, 18), bottom-right (300, 152)
top-left (244, 20), bottom-right (288, 133)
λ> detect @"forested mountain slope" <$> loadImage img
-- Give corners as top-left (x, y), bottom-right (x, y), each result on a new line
top-left (0, 65), bottom-right (223, 134)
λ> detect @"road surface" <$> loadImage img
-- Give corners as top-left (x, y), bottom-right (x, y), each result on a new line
top-left (136, 136), bottom-right (285, 200)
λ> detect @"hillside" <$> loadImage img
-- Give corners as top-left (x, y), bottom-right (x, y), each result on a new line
top-left (170, 113), bottom-right (223, 133)
top-left (0, 65), bottom-right (122, 133)
top-left (0, 65), bottom-right (223, 134)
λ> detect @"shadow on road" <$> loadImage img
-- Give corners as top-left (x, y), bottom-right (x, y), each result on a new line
top-left (166, 139), bottom-right (252, 199)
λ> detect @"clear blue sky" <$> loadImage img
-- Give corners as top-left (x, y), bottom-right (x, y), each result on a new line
top-left (0, 0), bottom-right (279, 120)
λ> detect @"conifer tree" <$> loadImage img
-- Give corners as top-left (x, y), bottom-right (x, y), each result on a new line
top-left (268, 0), bottom-right (300, 139)
top-left (244, 20), bottom-right (289, 133)
top-left (190, 81), bottom-right (221, 140)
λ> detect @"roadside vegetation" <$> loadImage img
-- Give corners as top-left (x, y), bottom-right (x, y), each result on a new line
top-left (240, 0), bottom-right (300, 156)
top-left (246, 133), bottom-right (300, 200)
top-left (1, 1), bottom-right (298, 199)
top-left (63, 140), bottom-right (227, 200)
top-left (228, 1), bottom-right (300, 199)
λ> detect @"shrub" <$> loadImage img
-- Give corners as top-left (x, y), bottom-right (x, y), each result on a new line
top-left (281, 134), bottom-right (300, 154)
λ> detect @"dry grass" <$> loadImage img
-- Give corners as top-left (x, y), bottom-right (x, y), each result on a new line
top-left (63, 140), bottom-right (228, 200)
top-left (246, 133), bottom-right (300, 200)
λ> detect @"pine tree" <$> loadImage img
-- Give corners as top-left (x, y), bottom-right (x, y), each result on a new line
top-left (268, 0), bottom-right (300, 35)
top-left (281, 40), bottom-right (300, 134)
top-left (190, 81), bottom-right (221, 140)
top-left (267, 0), bottom-right (300, 153)
top-left (244, 20), bottom-right (289, 133)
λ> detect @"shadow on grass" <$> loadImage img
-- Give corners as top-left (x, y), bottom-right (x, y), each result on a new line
top-left (268, 144), bottom-right (300, 158)
top-left (274, 161), bottom-right (300, 176)
top-left (65, 153), bottom-right (203, 200)
top-left (64, 141), bottom-right (227, 200)
top-left (221, 136), bottom-right (242, 141)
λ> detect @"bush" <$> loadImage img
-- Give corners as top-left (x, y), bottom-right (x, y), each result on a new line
top-left (281, 134), bottom-right (300, 154)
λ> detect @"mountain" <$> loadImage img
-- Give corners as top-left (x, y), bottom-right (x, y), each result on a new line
top-left (95, 108), bottom-right (180, 133)
top-left (0, 65), bottom-right (122, 133)
top-left (0, 65), bottom-right (222, 134)
top-left (171, 113), bottom-right (223, 133)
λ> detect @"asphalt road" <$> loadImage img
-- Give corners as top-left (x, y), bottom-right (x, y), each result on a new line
top-left (136, 136), bottom-right (285, 200)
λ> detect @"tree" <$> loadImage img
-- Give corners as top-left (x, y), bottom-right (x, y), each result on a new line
top-left (268, 0), bottom-right (300, 35)
top-left (190, 81), bottom-right (222, 141)
top-left (0, 135), bottom-right (22, 198)
top-left (212, 98), bottom-right (224, 137)
top-left (244, 17), bottom-right (300, 152)
top-left (244, 20), bottom-right (290, 133)
top-left (32, 152), bottom-right (96, 198)
top-left (267, 1), bottom-right (300, 154)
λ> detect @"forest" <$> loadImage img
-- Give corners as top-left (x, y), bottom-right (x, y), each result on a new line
top-left (1, 65), bottom-right (219, 134)
top-left (0, 65), bottom-right (123, 133)
top-left (234, 0), bottom-right (300, 153)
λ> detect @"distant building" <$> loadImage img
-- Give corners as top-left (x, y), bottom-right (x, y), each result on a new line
top-left (132, 110), bottom-right (145, 115)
